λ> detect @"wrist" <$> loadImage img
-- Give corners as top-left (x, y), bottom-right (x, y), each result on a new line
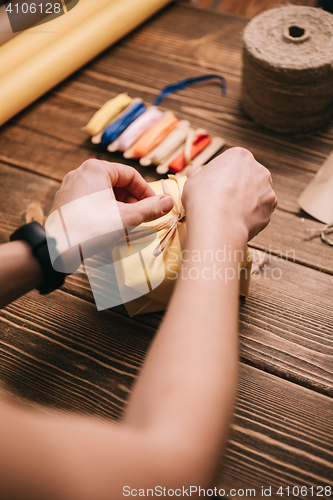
top-left (10, 222), bottom-right (66, 294)
top-left (186, 206), bottom-right (248, 250)
top-left (13, 240), bottom-right (45, 287)
top-left (0, 241), bottom-right (45, 309)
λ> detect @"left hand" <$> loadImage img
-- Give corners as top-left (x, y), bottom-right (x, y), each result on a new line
top-left (50, 159), bottom-right (174, 227)
top-left (47, 159), bottom-right (174, 273)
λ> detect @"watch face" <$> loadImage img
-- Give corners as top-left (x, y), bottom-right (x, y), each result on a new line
top-left (3, 0), bottom-right (81, 34)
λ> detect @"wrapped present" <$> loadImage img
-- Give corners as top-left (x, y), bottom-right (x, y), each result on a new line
top-left (112, 175), bottom-right (252, 316)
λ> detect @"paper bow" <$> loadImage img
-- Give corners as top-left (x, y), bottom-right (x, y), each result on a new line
top-left (126, 175), bottom-right (186, 256)
top-left (150, 176), bottom-right (186, 255)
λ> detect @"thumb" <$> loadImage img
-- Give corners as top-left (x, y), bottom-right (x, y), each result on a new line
top-left (118, 195), bottom-right (174, 227)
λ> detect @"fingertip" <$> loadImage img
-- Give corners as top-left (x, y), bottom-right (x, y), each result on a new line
top-left (159, 194), bottom-right (174, 214)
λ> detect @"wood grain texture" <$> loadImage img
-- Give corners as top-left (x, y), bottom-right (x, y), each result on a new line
top-left (0, 2), bottom-right (332, 493)
top-left (191, 0), bottom-right (318, 18)
top-left (221, 365), bottom-right (333, 496)
top-left (1, 290), bottom-right (332, 492)
top-left (1, 161), bottom-right (332, 396)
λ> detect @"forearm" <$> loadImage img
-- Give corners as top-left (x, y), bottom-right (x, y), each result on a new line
top-left (124, 214), bottom-right (248, 483)
top-left (0, 241), bottom-right (44, 308)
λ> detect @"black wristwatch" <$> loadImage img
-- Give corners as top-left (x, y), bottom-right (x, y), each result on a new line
top-left (10, 221), bottom-right (65, 295)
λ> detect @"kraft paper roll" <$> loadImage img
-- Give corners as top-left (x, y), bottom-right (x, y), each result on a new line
top-left (242, 6), bottom-right (333, 133)
top-left (0, 0), bottom-right (172, 126)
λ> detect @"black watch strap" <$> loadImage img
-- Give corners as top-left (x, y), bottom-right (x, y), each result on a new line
top-left (10, 221), bottom-right (65, 295)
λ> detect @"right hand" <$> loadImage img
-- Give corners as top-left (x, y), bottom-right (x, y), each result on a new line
top-left (182, 147), bottom-right (277, 241)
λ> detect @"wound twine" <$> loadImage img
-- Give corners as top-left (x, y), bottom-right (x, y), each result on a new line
top-left (242, 5), bottom-right (333, 133)
top-left (169, 132), bottom-right (212, 173)
top-left (125, 113), bottom-right (179, 159)
top-left (101, 99), bottom-right (146, 146)
top-left (87, 74), bottom-right (227, 174)
top-left (306, 223), bottom-right (333, 246)
top-left (110, 107), bottom-right (164, 152)
top-left (139, 120), bottom-right (190, 167)
top-left (86, 93), bottom-right (132, 136)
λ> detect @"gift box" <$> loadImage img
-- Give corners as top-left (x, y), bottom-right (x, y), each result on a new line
top-left (112, 175), bottom-right (252, 316)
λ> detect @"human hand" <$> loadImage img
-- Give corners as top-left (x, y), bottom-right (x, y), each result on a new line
top-left (182, 147), bottom-right (277, 241)
top-left (46, 159), bottom-right (174, 273)
top-left (50, 159), bottom-right (174, 227)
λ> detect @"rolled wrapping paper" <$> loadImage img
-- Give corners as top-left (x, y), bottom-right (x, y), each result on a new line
top-left (101, 99), bottom-right (146, 146)
top-left (86, 94), bottom-right (132, 137)
top-left (140, 120), bottom-right (191, 167)
top-left (0, 0), bottom-right (172, 126)
top-left (112, 175), bottom-right (252, 316)
top-left (242, 5), bottom-right (333, 133)
top-left (125, 113), bottom-right (179, 159)
top-left (108, 106), bottom-right (164, 153)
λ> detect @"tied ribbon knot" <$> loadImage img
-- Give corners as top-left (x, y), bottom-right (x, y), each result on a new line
top-left (124, 175), bottom-right (186, 256)
top-left (150, 175), bottom-right (186, 256)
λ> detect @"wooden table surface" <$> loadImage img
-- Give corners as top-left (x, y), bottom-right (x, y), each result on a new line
top-left (0, 2), bottom-right (332, 497)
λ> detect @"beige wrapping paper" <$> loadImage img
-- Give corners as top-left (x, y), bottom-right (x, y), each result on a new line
top-left (0, 0), bottom-right (172, 126)
top-left (298, 151), bottom-right (333, 224)
top-left (112, 176), bottom-right (252, 316)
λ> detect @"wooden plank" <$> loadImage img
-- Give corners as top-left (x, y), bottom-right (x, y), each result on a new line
top-left (1, 163), bottom-right (333, 395)
top-left (64, 252), bottom-right (333, 399)
top-left (239, 252), bottom-right (333, 396)
top-left (251, 210), bottom-right (333, 275)
top-left (85, 249), bottom-right (333, 396)
top-left (220, 364), bottom-right (333, 496)
top-left (0, 121), bottom-right (163, 184)
top-left (0, 162), bottom-right (59, 243)
top-left (190, 0), bottom-right (318, 16)
top-left (0, 289), bottom-right (151, 419)
top-left (1, 292), bottom-right (332, 492)
top-left (0, 115), bottom-right (315, 214)
top-left (1, 153), bottom-right (332, 279)
top-left (10, 51), bottom-right (333, 174)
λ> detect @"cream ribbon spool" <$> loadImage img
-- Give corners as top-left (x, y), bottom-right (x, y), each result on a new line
top-left (242, 5), bottom-right (333, 134)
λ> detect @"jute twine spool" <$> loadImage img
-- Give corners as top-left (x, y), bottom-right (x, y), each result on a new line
top-left (242, 5), bottom-right (333, 134)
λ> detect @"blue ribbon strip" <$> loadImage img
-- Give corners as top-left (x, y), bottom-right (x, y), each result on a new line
top-left (101, 101), bottom-right (146, 146)
top-left (152, 74), bottom-right (227, 106)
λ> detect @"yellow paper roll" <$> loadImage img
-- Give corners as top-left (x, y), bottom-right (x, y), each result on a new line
top-left (0, 0), bottom-right (172, 127)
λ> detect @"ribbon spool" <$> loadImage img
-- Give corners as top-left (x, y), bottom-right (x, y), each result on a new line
top-left (242, 6), bottom-right (333, 134)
